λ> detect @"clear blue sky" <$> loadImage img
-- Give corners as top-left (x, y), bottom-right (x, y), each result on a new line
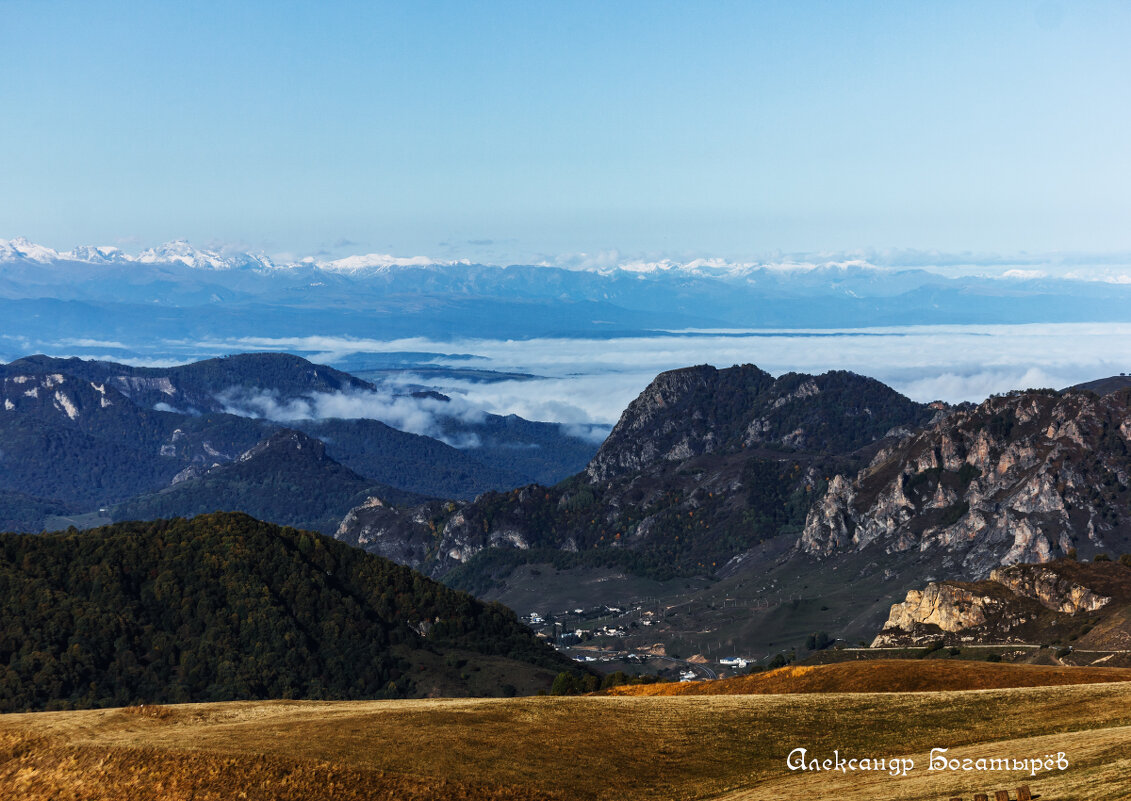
top-left (2, 1), bottom-right (1129, 264)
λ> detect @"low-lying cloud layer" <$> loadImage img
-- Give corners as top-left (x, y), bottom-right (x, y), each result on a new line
top-left (23, 323), bottom-right (1131, 431)
top-left (217, 386), bottom-right (487, 448)
top-left (210, 324), bottom-right (1131, 424)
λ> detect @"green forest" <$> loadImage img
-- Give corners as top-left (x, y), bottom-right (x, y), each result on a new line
top-left (0, 513), bottom-right (580, 712)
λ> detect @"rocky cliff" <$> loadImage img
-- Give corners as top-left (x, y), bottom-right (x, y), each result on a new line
top-left (586, 365), bottom-right (932, 482)
top-left (801, 388), bottom-right (1131, 578)
top-left (872, 558), bottom-right (1130, 648)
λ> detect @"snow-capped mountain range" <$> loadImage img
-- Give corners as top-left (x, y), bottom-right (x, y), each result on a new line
top-left (2, 237), bottom-right (280, 271)
top-left (3, 235), bottom-right (1131, 367)
top-left (0, 237), bottom-right (470, 274)
top-left (5, 235), bottom-right (1131, 283)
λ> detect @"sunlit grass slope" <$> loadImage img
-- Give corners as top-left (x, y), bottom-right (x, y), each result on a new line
top-left (3, 678), bottom-right (1131, 800)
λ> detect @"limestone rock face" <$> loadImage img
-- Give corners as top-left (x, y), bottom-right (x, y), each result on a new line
top-left (882, 584), bottom-right (1001, 633)
top-left (871, 559), bottom-right (1121, 647)
top-left (801, 390), bottom-right (1131, 578)
top-left (798, 474), bottom-right (857, 556)
top-left (873, 583), bottom-right (1009, 645)
top-left (989, 564), bottom-right (1111, 614)
top-left (335, 496), bottom-right (446, 570)
top-left (335, 486), bottom-right (555, 577)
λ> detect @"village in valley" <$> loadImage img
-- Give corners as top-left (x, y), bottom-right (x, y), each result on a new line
top-left (522, 603), bottom-right (764, 682)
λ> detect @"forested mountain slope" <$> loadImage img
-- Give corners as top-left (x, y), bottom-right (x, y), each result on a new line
top-left (0, 513), bottom-right (581, 711)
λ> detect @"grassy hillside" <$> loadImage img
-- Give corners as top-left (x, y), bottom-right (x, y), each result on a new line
top-left (3, 679), bottom-right (1131, 800)
top-left (0, 513), bottom-right (580, 711)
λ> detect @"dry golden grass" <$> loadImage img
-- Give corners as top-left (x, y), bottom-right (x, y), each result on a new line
top-left (4, 676), bottom-right (1131, 800)
top-left (717, 725), bottom-right (1131, 801)
top-left (608, 658), bottom-right (1131, 696)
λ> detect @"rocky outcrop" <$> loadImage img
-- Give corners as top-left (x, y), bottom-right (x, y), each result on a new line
top-left (801, 390), bottom-right (1131, 578)
top-left (335, 497), bottom-right (446, 569)
top-left (989, 564), bottom-right (1111, 614)
top-left (335, 485), bottom-right (558, 577)
top-left (873, 583), bottom-right (1010, 646)
top-left (798, 475), bottom-right (857, 556)
top-left (872, 558), bottom-right (1124, 647)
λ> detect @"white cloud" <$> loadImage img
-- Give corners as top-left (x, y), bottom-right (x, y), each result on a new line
top-left (191, 324), bottom-right (1131, 423)
top-left (36, 323), bottom-right (1131, 429)
top-left (56, 338), bottom-right (130, 349)
top-left (216, 386), bottom-right (486, 448)
top-left (893, 368), bottom-right (1068, 404)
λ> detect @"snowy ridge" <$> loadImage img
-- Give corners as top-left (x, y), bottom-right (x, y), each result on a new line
top-left (0, 236), bottom-right (894, 278)
top-left (0, 237), bottom-right (62, 263)
top-left (3, 236), bottom-right (1131, 284)
top-left (0, 238), bottom-right (280, 272)
top-left (317, 253), bottom-right (470, 273)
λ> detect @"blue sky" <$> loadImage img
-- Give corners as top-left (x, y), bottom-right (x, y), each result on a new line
top-left (2, 1), bottom-right (1129, 264)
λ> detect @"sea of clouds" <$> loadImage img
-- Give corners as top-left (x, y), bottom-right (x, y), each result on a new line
top-left (11, 323), bottom-right (1131, 434)
top-left (216, 323), bottom-right (1131, 426)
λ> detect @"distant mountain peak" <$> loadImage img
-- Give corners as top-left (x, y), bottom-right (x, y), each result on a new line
top-left (0, 237), bottom-right (61, 263)
top-left (586, 364), bottom-right (929, 482)
top-left (237, 428), bottom-right (329, 463)
top-left (64, 245), bottom-right (128, 264)
top-left (136, 240), bottom-right (278, 271)
top-left (318, 252), bottom-right (467, 273)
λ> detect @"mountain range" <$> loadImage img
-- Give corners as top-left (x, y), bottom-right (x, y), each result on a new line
top-left (4, 343), bottom-right (1130, 660)
top-left (0, 353), bottom-right (597, 532)
top-left (337, 365), bottom-right (937, 579)
top-left (5, 238), bottom-right (1131, 363)
top-left (336, 365), bottom-right (1131, 655)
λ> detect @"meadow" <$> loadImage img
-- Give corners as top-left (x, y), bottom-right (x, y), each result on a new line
top-left (2, 662), bottom-right (1131, 800)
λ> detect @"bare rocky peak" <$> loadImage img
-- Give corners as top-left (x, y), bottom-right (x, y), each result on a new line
top-left (585, 364), bottom-right (741, 482)
top-left (238, 428), bottom-right (328, 463)
top-left (585, 363), bottom-right (930, 483)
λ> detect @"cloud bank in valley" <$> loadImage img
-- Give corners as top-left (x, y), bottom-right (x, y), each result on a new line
top-left (216, 386), bottom-right (487, 449)
top-left (190, 323), bottom-right (1131, 427)
top-left (21, 323), bottom-right (1131, 432)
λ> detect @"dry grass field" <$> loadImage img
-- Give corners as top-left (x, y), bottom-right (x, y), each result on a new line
top-left (607, 659), bottom-right (1131, 696)
top-left (3, 662), bottom-right (1131, 800)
